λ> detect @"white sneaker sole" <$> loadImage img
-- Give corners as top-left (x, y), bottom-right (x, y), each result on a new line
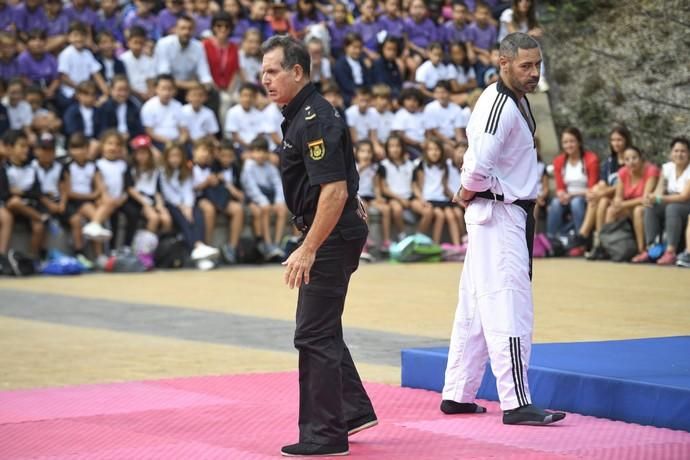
top-left (348, 419), bottom-right (378, 436)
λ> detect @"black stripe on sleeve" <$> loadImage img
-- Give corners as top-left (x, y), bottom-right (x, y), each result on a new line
top-left (484, 94), bottom-right (502, 133)
top-left (488, 94), bottom-right (509, 135)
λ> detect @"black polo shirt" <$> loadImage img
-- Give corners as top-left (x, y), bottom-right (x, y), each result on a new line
top-left (279, 82), bottom-right (359, 219)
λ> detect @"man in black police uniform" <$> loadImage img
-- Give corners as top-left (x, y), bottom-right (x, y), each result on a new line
top-left (261, 35), bottom-right (377, 457)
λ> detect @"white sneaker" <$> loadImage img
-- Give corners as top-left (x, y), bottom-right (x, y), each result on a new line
top-left (83, 222), bottom-right (111, 241)
top-left (191, 243), bottom-right (219, 261)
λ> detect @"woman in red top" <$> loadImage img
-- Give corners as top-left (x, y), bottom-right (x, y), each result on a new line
top-left (203, 11), bottom-right (239, 124)
top-left (547, 127), bottom-right (599, 239)
top-left (606, 146), bottom-right (659, 256)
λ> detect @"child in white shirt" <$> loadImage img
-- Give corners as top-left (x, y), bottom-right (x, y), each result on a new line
top-left (57, 22), bottom-right (109, 105)
top-left (224, 83), bottom-right (264, 155)
top-left (345, 87), bottom-right (376, 144)
top-left (140, 74), bottom-right (189, 150)
top-left (182, 83), bottom-right (219, 142)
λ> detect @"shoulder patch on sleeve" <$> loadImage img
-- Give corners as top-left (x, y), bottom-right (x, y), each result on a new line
top-left (308, 139), bottom-right (325, 160)
top-left (484, 93), bottom-right (509, 135)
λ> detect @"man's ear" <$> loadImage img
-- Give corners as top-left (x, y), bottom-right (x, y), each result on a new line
top-left (293, 64), bottom-right (304, 82)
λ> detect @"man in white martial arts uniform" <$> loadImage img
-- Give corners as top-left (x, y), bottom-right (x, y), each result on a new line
top-left (441, 32), bottom-right (566, 425)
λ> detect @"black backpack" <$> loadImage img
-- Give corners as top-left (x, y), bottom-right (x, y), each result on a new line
top-left (236, 236), bottom-right (263, 264)
top-left (154, 236), bottom-right (189, 268)
top-left (0, 250), bottom-right (37, 276)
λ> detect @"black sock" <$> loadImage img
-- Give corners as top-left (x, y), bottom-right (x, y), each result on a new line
top-left (441, 400), bottom-right (487, 414)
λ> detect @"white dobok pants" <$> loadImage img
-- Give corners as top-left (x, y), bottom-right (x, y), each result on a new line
top-left (442, 199), bottom-right (533, 411)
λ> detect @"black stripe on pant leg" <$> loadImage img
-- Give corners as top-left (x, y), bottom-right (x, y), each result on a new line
top-left (515, 337), bottom-right (527, 406)
top-left (509, 337), bottom-right (526, 407)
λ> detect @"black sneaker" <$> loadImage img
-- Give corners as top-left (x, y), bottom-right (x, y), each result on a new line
top-left (503, 404), bottom-right (566, 426)
top-left (281, 442), bottom-right (349, 457)
top-left (347, 413), bottom-right (378, 436)
top-left (440, 400), bottom-right (487, 414)
top-left (676, 251), bottom-right (690, 268)
top-left (586, 245), bottom-right (607, 261)
top-left (221, 244), bottom-right (236, 264)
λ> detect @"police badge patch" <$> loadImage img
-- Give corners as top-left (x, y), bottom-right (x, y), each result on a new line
top-left (308, 139), bottom-right (325, 160)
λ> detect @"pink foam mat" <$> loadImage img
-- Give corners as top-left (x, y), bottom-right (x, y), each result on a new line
top-left (1, 372), bottom-right (688, 459)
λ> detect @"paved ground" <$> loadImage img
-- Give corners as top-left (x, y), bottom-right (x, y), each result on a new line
top-left (1, 260), bottom-right (689, 390)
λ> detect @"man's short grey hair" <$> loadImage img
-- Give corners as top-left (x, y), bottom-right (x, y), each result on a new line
top-left (261, 35), bottom-right (311, 78)
top-left (499, 32), bottom-right (540, 58)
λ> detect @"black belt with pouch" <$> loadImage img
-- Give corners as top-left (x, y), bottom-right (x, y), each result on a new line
top-left (291, 195), bottom-right (362, 234)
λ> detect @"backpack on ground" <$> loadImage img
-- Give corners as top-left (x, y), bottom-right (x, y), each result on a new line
top-left (41, 250), bottom-right (83, 275)
top-left (154, 235), bottom-right (189, 268)
top-left (390, 233), bottom-right (442, 263)
top-left (236, 236), bottom-right (263, 264)
top-left (533, 233), bottom-right (553, 258)
top-left (4, 250), bottom-right (37, 276)
top-left (599, 219), bottom-right (637, 262)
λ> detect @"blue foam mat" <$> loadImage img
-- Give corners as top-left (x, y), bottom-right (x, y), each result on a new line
top-left (401, 336), bottom-right (690, 431)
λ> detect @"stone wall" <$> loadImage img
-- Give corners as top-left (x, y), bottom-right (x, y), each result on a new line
top-left (541, 0), bottom-right (689, 161)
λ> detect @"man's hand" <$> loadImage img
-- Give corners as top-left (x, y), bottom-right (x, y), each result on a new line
top-left (453, 187), bottom-right (475, 208)
top-left (282, 244), bottom-right (316, 289)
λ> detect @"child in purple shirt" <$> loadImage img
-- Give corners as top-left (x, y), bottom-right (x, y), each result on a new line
top-left (0, 0), bottom-right (14, 33)
top-left (157, 0), bottom-right (186, 37)
top-left (291, 0), bottom-right (326, 40)
top-left (44, 0), bottom-right (70, 53)
top-left (17, 30), bottom-right (59, 99)
top-left (352, 0), bottom-right (381, 59)
top-left (466, 2), bottom-right (497, 66)
top-left (65, 0), bottom-right (99, 30)
top-left (191, 0), bottom-right (213, 38)
top-left (0, 32), bottom-right (19, 83)
top-left (96, 0), bottom-right (125, 46)
top-left (404, 0), bottom-right (440, 75)
top-left (12, 0), bottom-right (48, 42)
top-left (123, 0), bottom-right (160, 41)
top-left (443, 2), bottom-right (471, 46)
top-left (327, 2), bottom-right (352, 59)
top-left (378, 0), bottom-right (405, 39)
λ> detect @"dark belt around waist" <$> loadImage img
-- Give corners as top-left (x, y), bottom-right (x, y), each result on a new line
top-left (474, 190), bottom-right (536, 281)
top-left (291, 196), bottom-right (359, 233)
top-left (474, 190), bottom-right (535, 215)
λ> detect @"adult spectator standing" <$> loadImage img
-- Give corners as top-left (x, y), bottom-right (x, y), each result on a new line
top-left (442, 32), bottom-right (566, 426)
top-left (153, 15), bottom-right (214, 104)
top-left (261, 35), bottom-right (377, 457)
top-left (203, 12), bottom-right (239, 125)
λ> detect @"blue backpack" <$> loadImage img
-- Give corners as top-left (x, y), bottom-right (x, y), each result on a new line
top-left (41, 250), bottom-right (83, 275)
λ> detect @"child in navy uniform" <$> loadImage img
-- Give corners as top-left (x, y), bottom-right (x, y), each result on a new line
top-left (412, 137), bottom-right (454, 245)
top-left (355, 140), bottom-right (391, 257)
top-left (3, 130), bottom-right (45, 257)
top-left (447, 140), bottom-right (467, 243)
top-left (124, 135), bottom-right (173, 241)
top-left (0, 164), bottom-right (12, 255)
top-left (192, 139), bottom-right (222, 245)
top-left (159, 142), bottom-right (219, 262)
top-left (214, 140), bottom-right (245, 263)
top-left (240, 136), bottom-right (287, 261)
top-left (95, 130), bottom-right (132, 248)
top-left (33, 133), bottom-right (67, 228)
top-left (64, 133), bottom-right (109, 268)
top-left (379, 134), bottom-right (418, 241)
